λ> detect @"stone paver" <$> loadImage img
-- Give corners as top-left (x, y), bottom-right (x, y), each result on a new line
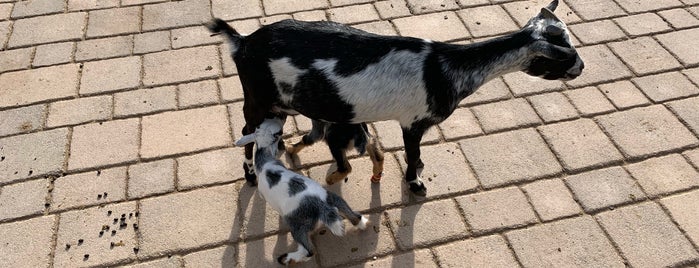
top-left (68, 119), bottom-right (140, 170)
top-left (5, 1), bottom-right (699, 267)
top-left (539, 119), bottom-right (623, 171)
top-left (507, 216), bottom-right (625, 267)
top-left (0, 128), bottom-right (69, 184)
top-left (139, 184), bottom-right (239, 257)
top-left (0, 216), bottom-right (55, 268)
top-left (460, 129), bottom-right (562, 188)
top-left (457, 187), bottom-right (537, 234)
top-left (596, 202), bottom-right (699, 268)
top-left (141, 106), bottom-right (231, 158)
top-left (627, 154), bottom-right (699, 197)
top-left (565, 167), bottom-right (646, 212)
top-left (522, 178), bottom-right (581, 221)
top-left (596, 105), bottom-right (698, 159)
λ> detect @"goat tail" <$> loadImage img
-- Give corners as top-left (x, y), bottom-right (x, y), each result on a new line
top-left (205, 18), bottom-right (243, 46)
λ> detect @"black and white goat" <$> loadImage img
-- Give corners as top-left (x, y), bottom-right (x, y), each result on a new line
top-left (286, 121), bottom-right (385, 184)
top-left (208, 0), bottom-right (583, 196)
top-left (235, 117), bottom-right (369, 265)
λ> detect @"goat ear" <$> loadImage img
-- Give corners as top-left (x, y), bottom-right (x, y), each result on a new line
top-left (545, 0), bottom-right (559, 12)
top-left (235, 134), bottom-right (256, 147)
top-left (539, 7), bottom-right (560, 21)
top-left (532, 41), bottom-right (575, 61)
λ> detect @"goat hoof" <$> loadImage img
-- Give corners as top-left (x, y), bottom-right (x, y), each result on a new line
top-left (277, 253), bottom-right (289, 265)
top-left (409, 182), bottom-right (427, 197)
top-left (244, 173), bottom-right (257, 186)
top-left (370, 173), bottom-right (382, 183)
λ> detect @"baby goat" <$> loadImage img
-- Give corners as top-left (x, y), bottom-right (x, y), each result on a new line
top-left (235, 117), bottom-right (369, 265)
top-left (287, 121), bottom-right (385, 184)
top-left (208, 0), bottom-right (583, 197)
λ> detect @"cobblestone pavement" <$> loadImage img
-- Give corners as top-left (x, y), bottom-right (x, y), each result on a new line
top-left (2, 0), bottom-right (699, 267)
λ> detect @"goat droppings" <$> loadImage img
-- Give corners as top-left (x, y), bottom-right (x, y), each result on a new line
top-left (77, 239), bottom-right (84, 245)
top-left (83, 254), bottom-right (89, 261)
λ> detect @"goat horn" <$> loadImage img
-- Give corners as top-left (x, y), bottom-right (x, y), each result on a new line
top-left (546, 25), bottom-right (563, 36)
top-left (533, 42), bottom-right (575, 61)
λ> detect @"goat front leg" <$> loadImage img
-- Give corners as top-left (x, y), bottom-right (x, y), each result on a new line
top-left (242, 125), bottom-right (257, 185)
top-left (287, 120), bottom-right (326, 155)
top-left (326, 145), bottom-right (351, 185)
top-left (402, 126), bottom-right (427, 197)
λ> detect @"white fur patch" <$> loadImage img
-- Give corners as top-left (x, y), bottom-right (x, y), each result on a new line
top-left (356, 216), bottom-right (368, 230)
top-left (313, 48), bottom-right (432, 127)
top-left (269, 57), bottom-right (307, 104)
top-left (257, 163), bottom-right (328, 217)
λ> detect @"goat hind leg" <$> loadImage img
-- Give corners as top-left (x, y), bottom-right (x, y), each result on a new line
top-left (241, 125), bottom-right (257, 185)
top-left (366, 140), bottom-right (384, 183)
top-left (287, 120), bottom-right (326, 154)
top-left (326, 146), bottom-right (351, 185)
top-left (278, 225), bottom-right (314, 265)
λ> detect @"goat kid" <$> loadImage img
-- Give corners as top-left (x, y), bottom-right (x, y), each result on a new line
top-left (235, 117), bottom-right (369, 265)
top-left (287, 121), bottom-right (385, 184)
top-left (208, 0), bottom-right (583, 197)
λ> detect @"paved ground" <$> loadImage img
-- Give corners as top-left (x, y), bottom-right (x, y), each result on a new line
top-left (2, 0), bottom-right (699, 267)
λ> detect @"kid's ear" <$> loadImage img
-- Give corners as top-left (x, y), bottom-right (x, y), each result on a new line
top-left (235, 134), bottom-right (256, 147)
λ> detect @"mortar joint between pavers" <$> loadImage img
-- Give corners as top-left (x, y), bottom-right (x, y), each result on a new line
top-left (655, 198), bottom-right (699, 253)
top-left (499, 232), bottom-right (528, 268)
top-left (590, 207), bottom-right (638, 266)
top-left (49, 214), bottom-right (60, 268)
top-left (450, 196), bottom-right (474, 235)
top-left (518, 184), bottom-right (544, 223)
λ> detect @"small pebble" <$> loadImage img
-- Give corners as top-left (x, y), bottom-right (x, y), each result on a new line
top-left (110, 242), bottom-right (115, 249)
top-left (65, 244), bottom-right (71, 250)
top-left (97, 194), bottom-right (102, 199)
top-left (111, 230), bottom-right (117, 236)
top-left (99, 231), bottom-right (104, 237)
top-left (103, 192), bottom-right (108, 198)
top-left (107, 210), bottom-right (112, 216)
top-left (83, 254), bottom-right (89, 261)
top-left (129, 213), bottom-right (133, 218)
top-left (133, 247), bottom-right (140, 254)
top-left (77, 239), bottom-right (84, 245)
top-left (121, 214), bottom-right (126, 218)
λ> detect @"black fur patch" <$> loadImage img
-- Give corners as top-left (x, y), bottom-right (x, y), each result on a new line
top-left (289, 68), bottom-right (355, 123)
top-left (288, 177), bottom-right (307, 196)
top-left (266, 170), bottom-right (282, 187)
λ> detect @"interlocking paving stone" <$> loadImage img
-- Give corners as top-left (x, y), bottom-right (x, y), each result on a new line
top-left (458, 5), bottom-right (519, 38)
top-left (237, 184), bottom-right (288, 239)
top-left (0, 48), bottom-right (31, 73)
top-left (263, 0), bottom-right (328, 15)
top-left (566, 45), bottom-right (632, 87)
top-left (220, 44), bottom-right (237, 76)
top-left (314, 212), bottom-right (395, 267)
top-left (33, 42), bottom-right (74, 67)
top-left (657, 28), bottom-right (699, 66)
top-left (683, 148), bottom-right (699, 168)
top-left (507, 216), bottom-right (625, 267)
top-left (211, 0), bottom-right (262, 21)
top-left (177, 148), bottom-right (244, 189)
top-left (8, 12), bottom-right (85, 47)
top-left (0, 104), bottom-right (45, 137)
top-left (662, 190), bottom-right (699, 245)
top-left (0, 179), bottom-right (47, 220)
top-left (178, 80), bottom-right (219, 108)
top-left (564, 86), bottom-right (616, 116)
top-left (457, 0), bottom-right (489, 7)
top-left (433, 235), bottom-right (518, 268)
top-left (67, 0), bottom-right (118, 11)
top-left (396, 143), bottom-right (479, 197)
top-left (120, 256), bottom-right (182, 268)
top-left (614, 13), bottom-right (671, 37)
top-left (260, 14), bottom-right (293, 25)
top-left (183, 246), bottom-right (235, 267)
top-left (565, 166), bottom-right (646, 212)
top-left (438, 108), bottom-right (482, 140)
top-left (328, 4), bottom-right (379, 24)
top-left (608, 37), bottom-right (681, 75)
top-left (405, 0), bottom-right (458, 14)
top-left (596, 202), bottom-right (699, 268)
top-left (565, 0), bottom-right (625, 20)
top-left (502, 0), bottom-right (581, 27)
top-left (0, 128), bottom-right (69, 184)
top-left (522, 178), bottom-right (581, 221)
top-left (127, 159), bottom-right (175, 199)
top-left (349, 249), bottom-right (438, 268)
top-left (46, 95), bottom-right (112, 127)
top-left (114, 86), bottom-right (177, 117)
top-left (615, 0), bottom-right (682, 13)
top-left (0, 3), bottom-right (11, 20)
top-left (143, 46), bottom-right (220, 86)
top-left (373, 120), bottom-right (440, 150)
top-left (52, 167), bottom-right (126, 211)
top-left (142, 0), bottom-right (211, 31)
top-left (330, 0), bottom-right (374, 6)
top-left (460, 78), bottom-right (511, 106)
top-left (354, 20), bottom-right (397, 35)
top-left (68, 119), bottom-right (139, 171)
top-left (134, 31), bottom-right (170, 54)
top-left (0, 64), bottom-right (79, 108)
top-left (75, 35), bottom-right (133, 61)
top-left (308, 155), bottom-right (408, 212)
top-left (502, 71), bottom-right (565, 97)
top-left (218, 76), bottom-right (244, 102)
top-left (0, 216), bottom-right (55, 268)
top-left (0, 20), bottom-right (10, 47)
top-left (598, 80), bottom-right (650, 109)
top-left (659, 8), bottom-right (699, 29)
top-left (393, 12), bottom-right (469, 41)
top-left (471, 98), bottom-right (541, 133)
top-left (568, 20), bottom-right (626, 45)
top-left (627, 154), bottom-right (699, 197)
top-left (539, 119), bottom-right (623, 171)
top-left (121, 0), bottom-right (166, 6)
top-left (10, 0), bottom-right (64, 18)
top-left (293, 10), bottom-right (327, 21)
top-left (668, 96), bottom-right (699, 135)
top-left (374, 0), bottom-right (411, 19)
top-left (86, 7), bottom-right (140, 38)
top-left (139, 184), bottom-right (239, 256)
top-left (54, 202), bottom-right (137, 267)
top-left (460, 128), bottom-right (562, 187)
top-left (687, 67), bottom-right (699, 85)
top-left (596, 105), bottom-right (698, 159)
top-left (457, 187), bottom-right (538, 233)
top-left (237, 232), bottom-right (317, 268)
top-left (141, 106), bottom-right (232, 158)
top-left (527, 92), bottom-right (579, 123)
top-left (80, 56), bottom-right (141, 95)
top-left (171, 26), bottom-right (221, 49)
